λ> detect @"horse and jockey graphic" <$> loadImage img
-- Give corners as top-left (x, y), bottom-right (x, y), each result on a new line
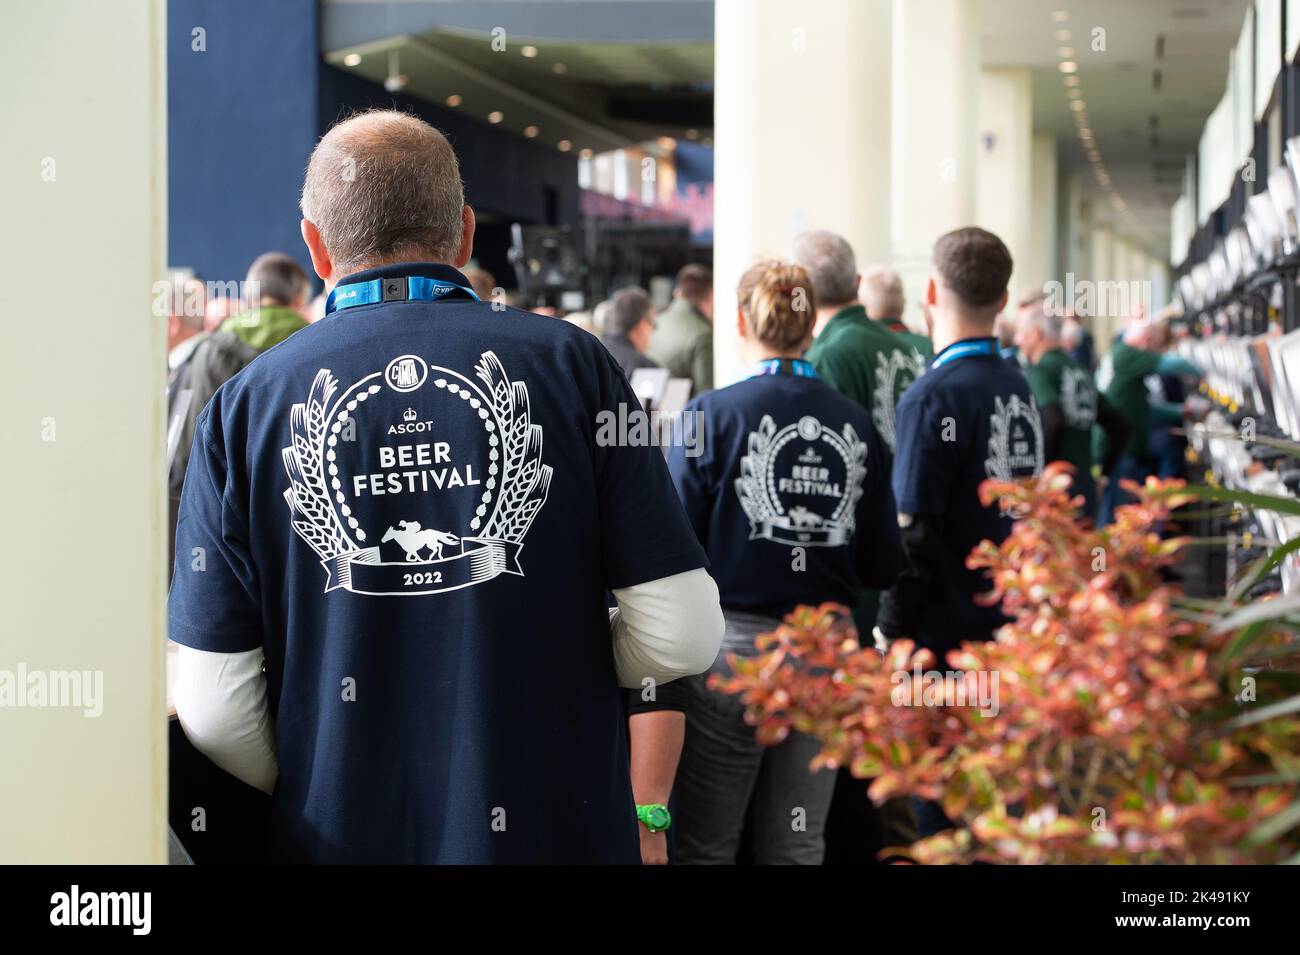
top-left (381, 520), bottom-right (461, 561)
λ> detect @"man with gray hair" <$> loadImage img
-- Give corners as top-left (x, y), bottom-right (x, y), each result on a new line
top-left (794, 231), bottom-right (925, 453)
top-left (1015, 299), bottom-right (1129, 520)
top-left (860, 264), bottom-right (931, 361)
top-left (168, 109), bottom-right (722, 864)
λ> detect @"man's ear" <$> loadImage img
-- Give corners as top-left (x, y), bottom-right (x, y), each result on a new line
top-left (453, 205), bottom-right (476, 269)
top-left (301, 219), bottom-right (333, 285)
top-left (736, 307), bottom-right (748, 342)
top-left (925, 276), bottom-right (938, 307)
top-left (996, 289), bottom-right (1009, 314)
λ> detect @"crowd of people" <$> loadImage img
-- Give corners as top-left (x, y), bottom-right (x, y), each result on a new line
top-left (165, 108), bottom-right (1203, 864)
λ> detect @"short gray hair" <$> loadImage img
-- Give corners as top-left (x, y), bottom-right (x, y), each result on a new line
top-left (1023, 299), bottom-right (1064, 341)
top-left (790, 230), bottom-right (858, 306)
top-left (301, 110), bottom-right (465, 275)
top-left (860, 265), bottom-right (904, 318)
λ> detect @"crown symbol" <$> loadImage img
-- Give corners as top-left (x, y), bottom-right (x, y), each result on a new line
top-left (403, 407), bottom-right (418, 422)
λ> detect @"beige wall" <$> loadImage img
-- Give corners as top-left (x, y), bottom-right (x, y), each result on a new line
top-left (0, 0), bottom-right (167, 862)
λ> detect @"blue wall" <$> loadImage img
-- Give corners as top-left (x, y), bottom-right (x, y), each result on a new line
top-left (168, 0), bottom-right (581, 288)
top-left (168, 0), bottom-right (321, 284)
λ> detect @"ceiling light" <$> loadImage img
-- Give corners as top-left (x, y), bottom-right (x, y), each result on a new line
top-left (1059, 60), bottom-right (1078, 74)
top-left (524, 125), bottom-right (539, 138)
top-left (521, 45), bottom-right (539, 58)
top-left (1056, 29), bottom-right (1071, 41)
top-left (657, 136), bottom-right (676, 149)
top-left (579, 148), bottom-right (594, 159)
top-left (1070, 100), bottom-right (1086, 111)
top-left (557, 140), bottom-right (573, 152)
top-left (1067, 87), bottom-right (1082, 99)
top-left (487, 111), bottom-right (504, 124)
top-left (1064, 75), bottom-right (1080, 87)
top-left (343, 53), bottom-right (362, 67)
top-left (552, 63), bottom-right (568, 74)
top-left (1058, 47), bottom-right (1074, 58)
top-left (1052, 10), bottom-right (1069, 21)
top-left (445, 94), bottom-right (462, 107)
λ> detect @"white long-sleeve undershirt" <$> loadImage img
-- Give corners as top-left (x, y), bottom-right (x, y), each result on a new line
top-left (174, 567), bottom-right (723, 793)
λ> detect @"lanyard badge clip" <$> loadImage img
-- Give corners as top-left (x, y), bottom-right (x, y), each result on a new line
top-left (381, 276), bottom-right (409, 302)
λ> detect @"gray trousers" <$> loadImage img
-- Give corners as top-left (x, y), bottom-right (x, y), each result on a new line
top-left (673, 613), bottom-right (836, 865)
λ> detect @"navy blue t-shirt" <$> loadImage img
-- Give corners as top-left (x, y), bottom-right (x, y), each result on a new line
top-left (890, 338), bottom-right (1044, 650)
top-left (167, 263), bottom-right (707, 863)
top-left (666, 362), bottom-right (899, 620)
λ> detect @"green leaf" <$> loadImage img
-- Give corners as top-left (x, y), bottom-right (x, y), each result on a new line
top-left (1176, 483), bottom-right (1300, 518)
top-left (1189, 429), bottom-right (1300, 462)
top-left (1213, 594), bottom-right (1300, 635)
top-left (1247, 799), bottom-right (1300, 845)
top-left (1227, 692), bottom-right (1300, 729)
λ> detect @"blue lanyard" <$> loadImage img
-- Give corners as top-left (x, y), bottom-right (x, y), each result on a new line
top-left (930, 338), bottom-right (997, 370)
top-left (326, 276), bottom-right (480, 315)
top-left (750, 358), bottom-right (817, 378)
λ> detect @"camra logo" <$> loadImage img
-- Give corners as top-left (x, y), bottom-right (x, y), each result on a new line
top-left (282, 350), bottom-right (552, 595)
top-left (985, 394), bottom-right (1045, 481)
top-left (871, 347), bottom-right (925, 450)
top-left (735, 414), bottom-right (866, 547)
top-left (387, 354), bottom-right (427, 392)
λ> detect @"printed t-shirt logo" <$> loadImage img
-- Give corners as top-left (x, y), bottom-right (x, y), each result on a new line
top-left (1060, 365), bottom-right (1098, 429)
top-left (735, 414), bottom-right (866, 547)
top-left (281, 351), bottom-right (552, 595)
top-left (985, 394), bottom-right (1045, 481)
top-left (872, 347), bottom-right (925, 449)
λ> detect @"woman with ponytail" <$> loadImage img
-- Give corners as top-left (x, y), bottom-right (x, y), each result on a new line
top-left (664, 259), bottom-right (900, 864)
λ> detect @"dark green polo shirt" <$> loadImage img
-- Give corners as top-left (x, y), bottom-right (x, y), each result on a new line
top-left (1097, 339), bottom-right (1161, 462)
top-left (804, 305), bottom-right (926, 452)
top-left (1024, 347), bottom-right (1098, 477)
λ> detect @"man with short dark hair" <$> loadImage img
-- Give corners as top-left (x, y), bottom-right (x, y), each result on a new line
top-left (876, 227), bottom-right (1045, 655)
top-left (648, 263), bottom-right (714, 394)
top-left (167, 109), bottom-right (722, 864)
top-left (168, 253), bottom-right (311, 497)
top-left (601, 287), bottom-right (659, 379)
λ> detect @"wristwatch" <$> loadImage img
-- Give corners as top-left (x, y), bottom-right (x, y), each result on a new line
top-left (636, 803), bottom-right (671, 833)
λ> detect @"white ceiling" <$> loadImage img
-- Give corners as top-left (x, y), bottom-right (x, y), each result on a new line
top-left (981, 0), bottom-right (1252, 255)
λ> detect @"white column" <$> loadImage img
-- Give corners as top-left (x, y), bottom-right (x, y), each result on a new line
top-left (714, 0), bottom-right (892, 386)
top-left (1026, 132), bottom-right (1059, 292)
top-left (976, 68), bottom-right (1034, 296)
top-left (1090, 224), bottom-right (1115, 344)
top-left (0, 0), bottom-right (167, 862)
top-left (891, 0), bottom-right (979, 317)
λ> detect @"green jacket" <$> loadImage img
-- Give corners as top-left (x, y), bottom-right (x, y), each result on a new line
top-left (1097, 339), bottom-right (1163, 461)
top-left (1025, 348), bottom-right (1098, 477)
top-left (218, 304), bottom-right (308, 352)
top-left (881, 318), bottom-right (934, 363)
top-left (646, 298), bottom-right (713, 394)
top-left (804, 304), bottom-right (926, 451)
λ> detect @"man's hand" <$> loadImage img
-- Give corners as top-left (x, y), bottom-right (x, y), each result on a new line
top-left (639, 827), bottom-right (669, 865)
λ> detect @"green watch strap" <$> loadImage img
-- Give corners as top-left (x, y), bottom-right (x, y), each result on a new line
top-left (636, 803), bottom-right (672, 832)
